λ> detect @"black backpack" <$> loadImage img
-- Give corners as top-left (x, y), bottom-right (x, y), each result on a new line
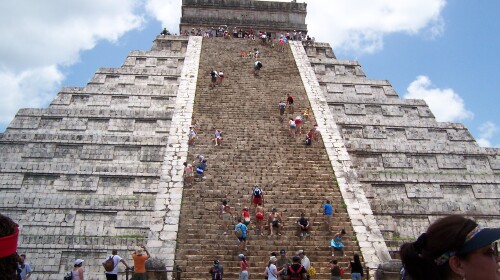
top-left (211, 264), bottom-right (222, 280)
top-left (63, 271), bottom-right (72, 280)
top-left (289, 265), bottom-right (304, 280)
top-left (253, 187), bottom-right (262, 198)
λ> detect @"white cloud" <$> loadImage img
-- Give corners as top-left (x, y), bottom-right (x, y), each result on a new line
top-left (305, 0), bottom-right (447, 53)
top-left (145, 0), bottom-right (182, 35)
top-left (0, 66), bottom-right (63, 125)
top-left (404, 76), bottom-right (473, 122)
top-left (476, 121), bottom-right (498, 148)
top-left (0, 0), bottom-right (144, 129)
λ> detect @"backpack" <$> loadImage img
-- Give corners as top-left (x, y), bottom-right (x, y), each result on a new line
top-left (289, 265), bottom-right (304, 280)
top-left (104, 255), bottom-right (116, 272)
top-left (211, 264), bottom-right (222, 280)
top-left (234, 224), bottom-right (243, 238)
top-left (63, 271), bottom-right (72, 280)
top-left (253, 188), bottom-right (262, 198)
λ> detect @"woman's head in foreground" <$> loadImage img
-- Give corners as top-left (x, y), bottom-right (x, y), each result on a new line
top-left (400, 215), bottom-right (500, 280)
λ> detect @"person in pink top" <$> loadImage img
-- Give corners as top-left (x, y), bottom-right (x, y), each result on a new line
top-left (238, 254), bottom-right (249, 280)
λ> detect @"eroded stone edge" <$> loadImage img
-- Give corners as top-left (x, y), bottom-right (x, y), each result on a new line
top-left (290, 41), bottom-right (392, 273)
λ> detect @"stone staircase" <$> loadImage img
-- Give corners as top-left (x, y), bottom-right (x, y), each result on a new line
top-left (174, 37), bottom-right (362, 279)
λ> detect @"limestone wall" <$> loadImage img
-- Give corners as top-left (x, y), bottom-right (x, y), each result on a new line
top-left (180, 0), bottom-right (307, 35)
top-left (304, 42), bottom-right (500, 255)
top-left (0, 35), bottom-right (190, 279)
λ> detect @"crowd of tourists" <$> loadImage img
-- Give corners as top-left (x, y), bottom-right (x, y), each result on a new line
top-left (172, 25), bottom-right (315, 47)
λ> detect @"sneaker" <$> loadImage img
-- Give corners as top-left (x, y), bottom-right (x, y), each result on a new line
top-left (223, 232), bottom-right (227, 235)
top-left (244, 246), bottom-right (248, 251)
top-left (300, 233), bottom-right (304, 237)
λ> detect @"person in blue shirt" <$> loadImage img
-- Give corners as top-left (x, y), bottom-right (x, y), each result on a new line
top-left (19, 254), bottom-right (33, 280)
top-left (324, 200), bottom-right (333, 231)
top-left (234, 218), bottom-right (248, 252)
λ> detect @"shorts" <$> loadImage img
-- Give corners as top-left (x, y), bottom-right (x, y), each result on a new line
top-left (184, 171), bottom-right (194, 177)
top-left (279, 108), bottom-right (285, 115)
top-left (211, 77), bottom-right (217, 83)
top-left (325, 214), bottom-right (333, 223)
top-left (290, 125), bottom-right (296, 129)
top-left (295, 119), bottom-right (302, 125)
top-left (222, 213), bottom-right (232, 222)
top-left (252, 197), bottom-right (263, 205)
top-left (256, 212), bottom-right (264, 220)
top-left (272, 220), bottom-right (280, 227)
top-left (237, 236), bottom-right (247, 242)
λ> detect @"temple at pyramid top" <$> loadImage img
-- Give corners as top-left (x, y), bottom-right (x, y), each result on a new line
top-left (180, 0), bottom-right (308, 36)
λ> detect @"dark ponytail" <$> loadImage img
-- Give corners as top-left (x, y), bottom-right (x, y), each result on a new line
top-left (399, 215), bottom-right (477, 280)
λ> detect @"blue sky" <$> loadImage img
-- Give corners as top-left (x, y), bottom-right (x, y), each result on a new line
top-left (0, 0), bottom-right (498, 146)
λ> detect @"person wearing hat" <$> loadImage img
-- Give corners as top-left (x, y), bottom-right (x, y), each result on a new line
top-left (287, 255), bottom-right (306, 280)
top-left (265, 256), bottom-right (284, 280)
top-left (277, 249), bottom-right (291, 280)
top-left (131, 246), bottom-right (150, 280)
top-left (238, 254), bottom-right (249, 280)
top-left (71, 259), bottom-right (84, 280)
top-left (400, 214), bottom-right (500, 280)
top-left (297, 250), bottom-right (311, 280)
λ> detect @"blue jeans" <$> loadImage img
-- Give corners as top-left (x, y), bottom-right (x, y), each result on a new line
top-left (351, 272), bottom-right (362, 280)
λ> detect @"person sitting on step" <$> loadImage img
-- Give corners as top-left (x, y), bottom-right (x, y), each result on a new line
top-left (297, 212), bottom-right (311, 237)
top-left (268, 208), bottom-right (284, 236)
top-left (213, 129), bottom-right (223, 146)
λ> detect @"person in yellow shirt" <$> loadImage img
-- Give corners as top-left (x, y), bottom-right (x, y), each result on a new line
top-left (131, 246), bottom-right (150, 280)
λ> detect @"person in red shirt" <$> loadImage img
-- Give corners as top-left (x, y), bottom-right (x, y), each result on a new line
top-left (131, 246), bottom-right (150, 280)
top-left (242, 207), bottom-right (250, 226)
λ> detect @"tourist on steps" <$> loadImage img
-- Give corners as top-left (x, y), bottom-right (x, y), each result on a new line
top-left (264, 256), bottom-right (283, 280)
top-left (399, 215), bottom-right (500, 280)
top-left (219, 200), bottom-right (233, 235)
top-left (297, 212), bottom-right (311, 238)
top-left (238, 254), bottom-right (249, 280)
top-left (102, 249), bottom-right (131, 280)
top-left (218, 70), bottom-right (224, 85)
top-left (210, 69), bottom-right (218, 88)
top-left (330, 259), bottom-right (343, 280)
top-left (188, 126), bottom-right (196, 146)
top-left (289, 118), bottom-right (296, 137)
top-left (286, 94), bottom-right (294, 114)
top-left (213, 129), bottom-right (223, 146)
top-left (323, 200), bottom-right (333, 231)
top-left (297, 250), bottom-right (312, 280)
top-left (131, 246), bottom-right (150, 280)
top-left (183, 162), bottom-right (193, 186)
top-left (268, 208), bottom-right (284, 236)
top-left (287, 255), bottom-right (307, 280)
top-left (234, 218), bottom-right (248, 252)
top-left (277, 249), bottom-right (292, 280)
top-left (278, 100), bottom-right (286, 122)
top-left (71, 259), bottom-right (84, 280)
top-left (330, 229), bottom-right (346, 256)
top-left (255, 202), bottom-right (265, 235)
top-left (251, 185), bottom-right (264, 208)
top-left (209, 259), bottom-right (223, 280)
top-left (254, 60), bottom-right (263, 76)
top-left (241, 207), bottom-right (250, 226)
top-left (347, 254), bottom-right (363, 280)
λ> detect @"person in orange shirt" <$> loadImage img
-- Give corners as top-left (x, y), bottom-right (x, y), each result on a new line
top-left (131, 246), bottom-right (150, 280)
